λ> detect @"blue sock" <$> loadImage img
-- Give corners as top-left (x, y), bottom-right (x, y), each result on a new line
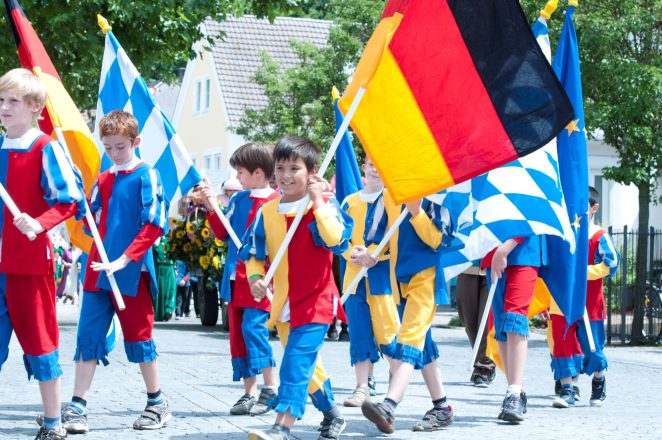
top-left (147, 389), bottom-right (164, 407)
top-left (70, 396), bottom-right (87, 415)
top-left (43, 416), bottom-right (61, 431)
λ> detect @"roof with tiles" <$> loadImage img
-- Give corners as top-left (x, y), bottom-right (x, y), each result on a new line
top-left (203, 15), bottom-right (332, 128)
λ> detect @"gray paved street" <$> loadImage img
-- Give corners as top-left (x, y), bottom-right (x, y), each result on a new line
top-left (1, 303), bottom-right (660, 439)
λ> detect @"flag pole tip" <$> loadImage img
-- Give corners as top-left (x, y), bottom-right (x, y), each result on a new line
top-left (331, 86), bottom-right (340, 101)
top-left (568, 0), bottom-right (579, 7)
top-left (540, 0), bottom-right (558, 20)
top-left (97, 15), bottom-right (112, 34)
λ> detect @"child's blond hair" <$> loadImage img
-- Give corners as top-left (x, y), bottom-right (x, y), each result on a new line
top-left (0, 68), bottom-right (47, 118)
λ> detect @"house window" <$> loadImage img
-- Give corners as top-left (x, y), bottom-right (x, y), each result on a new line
top-left (214, 154), bottom-right (221, 170)
top-left (204, 155), bottom-right (211, 170)
top-left (194, 76), bottom-right (211, 114)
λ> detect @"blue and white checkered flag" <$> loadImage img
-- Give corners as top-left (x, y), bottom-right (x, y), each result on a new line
top-left (93, 30), bottom-right (201, 204)
top-left (442, 141), bottom-right (575, 281)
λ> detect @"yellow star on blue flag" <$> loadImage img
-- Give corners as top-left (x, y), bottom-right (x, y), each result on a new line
top-left (565, 119), bottom-right (581, 136)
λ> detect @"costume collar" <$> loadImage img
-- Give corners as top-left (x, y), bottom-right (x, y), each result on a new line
top-left (1, 128), bottom-right (42, 150)
top-left (109, 155), bottom-right (143, 174)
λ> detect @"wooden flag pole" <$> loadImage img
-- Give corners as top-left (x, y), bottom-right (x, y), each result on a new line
top-left (258, 87), bottom-right (367, 295)
top-left (470, 279), bottom-right (498, 370)
top-left (0, 183), bottom-right (37, 240)
top-left (34, 66), bottom-right (125, 310)
top-left (340, 208), bottom-right (409, 305)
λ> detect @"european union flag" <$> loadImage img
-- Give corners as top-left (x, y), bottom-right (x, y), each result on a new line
top-left (539, 5), bottom-right (589, 328)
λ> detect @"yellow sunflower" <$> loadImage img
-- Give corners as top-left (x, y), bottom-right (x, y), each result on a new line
top-left (186, 223), bottom-right (195, 234)
top-left (175, 230), bottom-right (185, 239)
top-left (183, 243), bottom-right (191, 253)
top-left (212, 255), bottom-right (220, 269)
top-left (201, 227), bottom-right (211, 239)
top-left (214, 238), bottom-right (223, 247)
top-left (199, 255), bottom-right (210, 270)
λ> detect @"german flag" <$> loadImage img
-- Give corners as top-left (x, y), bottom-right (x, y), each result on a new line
top-left (4, 0), bottom-right (100, 251)
top-left (340, 0), bottom-right (574, 204)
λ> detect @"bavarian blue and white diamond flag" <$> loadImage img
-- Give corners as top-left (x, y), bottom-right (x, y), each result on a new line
top-left (93, 30), bottom-right (201, 204)
top-left (441, 17), bottom-right (575, 281)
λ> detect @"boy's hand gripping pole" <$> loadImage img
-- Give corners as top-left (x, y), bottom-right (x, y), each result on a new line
top-left (340, 208), bottom-right (409, 304)
top-left (470, 279), bottom-right (497, 370)
top-left (258, 87), bottom-right (366, 302)
top-left (0, 183), bottom-right (37, 241)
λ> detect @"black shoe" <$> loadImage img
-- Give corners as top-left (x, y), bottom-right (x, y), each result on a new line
top-left (327, 326), bottom-right (339, 341)
top-left (34, 427), bottom-right (68, 440)
top-left (361, 401), bottom-right (395, 434)
top-left (338, 328), bottom-right (349, 342)
top-left (318, 416), bottom-right (346, 440)
top-left (590, 377), bottom-right (606, 407)
top-left (473, 375), bottom-right (489, 388)
top-left (412, 405), bottom-right (454, 431)
top-left (573, 384), bottom-right (581, 401)
top-left (501, 392), bottom-right (527, 423)
top-left (554, 380), bottom-right (562, 396)
top-left (552, 384), bottom-right (576, 408)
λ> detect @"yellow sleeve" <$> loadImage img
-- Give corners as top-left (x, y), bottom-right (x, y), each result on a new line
top-left (409, 210), bottom-right (443, 249)
top-left (245, 257), bottom-right (266, 279)
top-left (313, 204), bottom-right (345, 248)
top-left (587, 262), bottom-right (611, 281)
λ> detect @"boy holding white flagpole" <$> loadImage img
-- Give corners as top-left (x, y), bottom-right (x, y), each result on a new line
top-left (0, 68), bottom-right (85, 440)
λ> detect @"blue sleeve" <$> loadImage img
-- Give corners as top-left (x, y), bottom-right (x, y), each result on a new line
top-left (238, 207), bottom-right (267, 262)
top-left (422, 198), bottom-right (455, 249)
top-left (596, 232), bottom-right (620, 278)
top-left (140, 168), bottom-right (170, 233)
top-left (40, 140), bottom-right (86, 220)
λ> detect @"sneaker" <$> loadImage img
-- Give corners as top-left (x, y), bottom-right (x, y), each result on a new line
top-left (231, 394), bottom-right (256, 415)
top-left (338, 327), bottom-right (349, 342)
top-left (36, 407), bottom-right (89, 434)
top-left (361, 401), bottom-right (395, 434)
top-left (61, 406), bottom-right (89, 434)
top-left (368, 376), bottom-right (377, 397)
top-left (248, 425), bottom-right (290, 440)
top-left (590, 377), bottom-right (606, 407)
top-left (412, 405), bottom-right (454, 431)
top-left (487, 367), bottom-right (496, 383)
top-left (472, 375), bottom-right (489, 388)
top-left (554, 379), bottom-right (562, 396)
top-left (573, 384), bottom-right (581, 401)
top-left (318, 416), bottom-right (346, 440)
top-left (34, 427), bottom-right (68, 440)
top-left (327, 325), bottom-right (339, 341)
top-left (250, 388), bottom-right (278, 416)
top-left (501, 392), bottom-right (527, 423)
top-left (175, 315), bottom-right (181, 320)
top-left (552, 384), bottom-right (575, 408)
top-left (343, 385), bottom-right (370, 407)
top-left (133, 400), bottom-right (172, 430)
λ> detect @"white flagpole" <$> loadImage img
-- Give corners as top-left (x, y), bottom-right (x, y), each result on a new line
top-left (257, 87), bottom-right (367, 299)
top-left (470, 279), bottom-right (498, 370)
top-left (340, 208), bottom-right (409, 304)
top-left (0, 183), bottom-right (37, 240)
top-left (583, 307), bottom-right (596, 352)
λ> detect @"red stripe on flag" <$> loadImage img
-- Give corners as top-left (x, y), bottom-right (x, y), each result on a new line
top-left (381, 0), bottom-right (411, 19)
top-left (388, 0), bottom-right (517, 182)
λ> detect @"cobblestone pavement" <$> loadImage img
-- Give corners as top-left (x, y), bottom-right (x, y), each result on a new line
top-left (1, 303), bottom-right (660, 439)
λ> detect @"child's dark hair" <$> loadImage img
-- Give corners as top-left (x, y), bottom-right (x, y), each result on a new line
top-left (273, 135), bottom-right (320, 172)
top-left (589, 186), bottom-right (599, 207)
top-left (229, 142), bottom-right (274, 178)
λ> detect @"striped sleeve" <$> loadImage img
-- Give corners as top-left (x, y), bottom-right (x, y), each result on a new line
top-left (140, 168), bottom-right (170, 233)
top-left (595, 232), bottom-right (620, 278)
top-left (364, 191), bottom-right (388, 246)
top-left (238, 207), bottom-right (267, 262)
top-left (40, 140), bottom-right (86, 220)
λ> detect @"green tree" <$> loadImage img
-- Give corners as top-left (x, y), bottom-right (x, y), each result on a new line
top-left (236, 0), bottom-right (385, 152)
top-left (574, 1), bottom-right (661, 344)
top-left (0, 0), bottom-right (298, 110)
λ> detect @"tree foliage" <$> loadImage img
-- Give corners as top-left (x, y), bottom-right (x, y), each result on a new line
top-left (0, 0), bottom-right (298, 110)
top-left (236, 0), bottom-right (385, 149)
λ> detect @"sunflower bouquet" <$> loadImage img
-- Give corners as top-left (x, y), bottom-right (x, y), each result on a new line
top-left (168, 201), bottom-right (226, 283)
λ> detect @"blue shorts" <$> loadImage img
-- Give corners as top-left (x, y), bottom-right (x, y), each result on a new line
top-left (345, 283), bottom-right (380, 366)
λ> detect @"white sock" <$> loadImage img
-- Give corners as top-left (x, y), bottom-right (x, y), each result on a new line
top-left (506, 384), bottom-right (522, 396)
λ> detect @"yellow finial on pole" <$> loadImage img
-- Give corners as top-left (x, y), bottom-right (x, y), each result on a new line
top-left (32, 67), bottom-right (62, 128)
top-left (569, 0), bottom-right (579, 7)
top-left (97, 14), bottom-right (112, 34)
top-left (331, 86), bottom-right (341, 101)
top-left (540, 0), bottom-right (558, 20)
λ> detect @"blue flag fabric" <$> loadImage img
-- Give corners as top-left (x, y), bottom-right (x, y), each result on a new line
top-left (539, 6), bottom-right (589, 327)
top-left (333, 99), bottom-right (363, 204)
top-left (94, 31), bottom-right (202, 205)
